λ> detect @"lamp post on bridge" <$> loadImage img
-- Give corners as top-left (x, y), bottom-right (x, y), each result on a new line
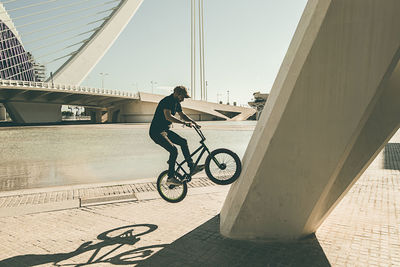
top-left (99, 72), bottom-right (109, 89)
top-left (50, 72), bottom-right (54, 87)
top-left (217, 93), bottom-right (223, 104)
top-left (150, 81), bottom-right (157, 94)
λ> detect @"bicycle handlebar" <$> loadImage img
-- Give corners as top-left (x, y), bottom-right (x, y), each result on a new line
top-left (193, 124), bottom-right (206, 141)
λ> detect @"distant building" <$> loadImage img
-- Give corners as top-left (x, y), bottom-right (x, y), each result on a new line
top-left (0, 4), bottom-right (47, 120)
top-left (248, 92), bottom-right (269, 120)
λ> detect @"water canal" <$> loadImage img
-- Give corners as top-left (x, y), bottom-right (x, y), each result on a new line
top-left (0, 121), bottom-right (256, 191)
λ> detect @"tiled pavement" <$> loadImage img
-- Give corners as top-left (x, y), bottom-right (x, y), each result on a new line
top-left (0, 177), bottom-right (217, 217)
top-left (0, 133), bottom-right (399, 266)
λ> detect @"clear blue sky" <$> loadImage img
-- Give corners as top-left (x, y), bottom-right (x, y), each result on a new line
top-left (80, 0), bottom-right (308, 105)
top-left (6, 0), bottom-right (308, 105)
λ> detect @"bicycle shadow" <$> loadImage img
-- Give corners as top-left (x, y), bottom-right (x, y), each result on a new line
top-left (0, 224), bottom-right (166, 267)
top-left (136, 215), bottom-right (331, 267)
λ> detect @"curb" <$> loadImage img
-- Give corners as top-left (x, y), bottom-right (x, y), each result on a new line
top-left (0, 177), bottom-right (225, 217)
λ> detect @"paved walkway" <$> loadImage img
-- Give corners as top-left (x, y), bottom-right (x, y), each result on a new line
top-left (0, 132), bottom-right (399, 266)
top-left (0, 176), bottom-right (216, 217)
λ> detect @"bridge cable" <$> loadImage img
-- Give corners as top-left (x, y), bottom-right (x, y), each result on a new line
top-left (0, 0), bottom-right (121, 80)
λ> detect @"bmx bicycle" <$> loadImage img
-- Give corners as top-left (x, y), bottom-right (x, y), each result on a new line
top-left (156, 125), bottom-right (242, 203)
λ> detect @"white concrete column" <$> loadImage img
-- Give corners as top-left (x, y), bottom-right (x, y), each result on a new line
top-left (220, 0), bottom-right (400, 241)
top-left (0, 104), bottom-right (6, 121)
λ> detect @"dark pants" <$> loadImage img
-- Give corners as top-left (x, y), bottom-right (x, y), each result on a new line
top-left (150, 129), bottom-right (193, 178)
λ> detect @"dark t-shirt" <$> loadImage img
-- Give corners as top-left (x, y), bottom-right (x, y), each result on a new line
top-left (150, 94), bottom-right (182, 133)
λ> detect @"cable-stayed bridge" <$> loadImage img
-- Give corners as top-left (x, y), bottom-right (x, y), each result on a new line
top-left (0, 79), bottom-right (255, 123)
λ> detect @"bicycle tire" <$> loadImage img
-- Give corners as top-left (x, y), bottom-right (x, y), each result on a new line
top-left (156, 170), bottom-right (187, 203)
top-left (205, 148), bottom-right (242, 185)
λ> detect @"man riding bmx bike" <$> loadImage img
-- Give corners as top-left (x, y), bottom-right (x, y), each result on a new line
top-left (149, 85), bottom-right (204, 186)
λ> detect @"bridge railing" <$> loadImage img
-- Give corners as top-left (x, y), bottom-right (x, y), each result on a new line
top-left (0, 79), bottom-right (139, 98)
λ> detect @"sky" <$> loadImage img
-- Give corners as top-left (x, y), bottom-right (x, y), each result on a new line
top-left (80, 0), bottom-right (308, 105)
top-left (5, 0), bottom-right (308, 106)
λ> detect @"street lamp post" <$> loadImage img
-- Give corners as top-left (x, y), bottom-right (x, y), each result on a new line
top-left (50, 72), bottom-right (54, 87)
top-left (227, 90), bottom-right (230, 105)
top-left (150, 81), bottom-right (157, 94)
top-left (217, 93), bottom-right (222, 103)
top-left (205, 80), bottom-right (208, 101)
top-left (99, 72), bottom-right (109, 89)
top-left (132, 82), bottom-right (139, 93)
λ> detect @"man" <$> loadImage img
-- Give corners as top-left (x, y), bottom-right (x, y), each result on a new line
top-left (149, 85), bottom-right (204, 185)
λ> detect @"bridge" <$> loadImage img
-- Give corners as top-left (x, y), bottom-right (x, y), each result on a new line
top-left (0, 0), bottom-right (255, 124)
top-left (0, 79), bottom-right (137, 123)
top-left (0, 79), bottom-right (255, 123)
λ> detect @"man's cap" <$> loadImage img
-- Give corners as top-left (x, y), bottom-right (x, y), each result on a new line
top-left (174, 86), bottom-right (190, 98)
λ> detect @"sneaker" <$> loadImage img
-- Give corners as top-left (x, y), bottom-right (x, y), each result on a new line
top-left (190, 164), bottom-right (205, 175)
top-left (166, 176), bottom-right (182, 186)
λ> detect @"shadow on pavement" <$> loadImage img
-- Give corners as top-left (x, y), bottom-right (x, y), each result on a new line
top-left (0, 224), bottom-right (166, 267)
top-left (384, 143), bottom-right (400, 170)
top-left (136, 215), bottom-right (331, 267)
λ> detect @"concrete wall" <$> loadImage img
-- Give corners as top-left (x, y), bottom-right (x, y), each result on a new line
top-left (220, 0), bottom-right (400, 241)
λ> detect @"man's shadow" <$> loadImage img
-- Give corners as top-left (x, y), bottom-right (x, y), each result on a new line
top-left (0, 224), bottom-right (166, 266)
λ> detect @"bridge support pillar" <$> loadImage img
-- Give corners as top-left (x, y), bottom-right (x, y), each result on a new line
top-left (220, 0), bottom-right (400, 241)
top-left (106, 108), bottom-right (121, 123)
top-left (87, 108), bottom-right (108, 123)
top-left (4, 102), bottom-right (62, 123)
top-left (90, 110), bottom-right (102, 123)
top-left (0, 104), bottom-right (6, 121)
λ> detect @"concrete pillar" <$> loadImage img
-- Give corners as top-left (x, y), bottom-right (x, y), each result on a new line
top-left (220, 0), bottom-right (400, 241)
top-left (106, 108), bottom-right (121, 123)
top-left (0, 104), bottom-right (6, 121)
top-left (89, 110), bottom-right (102, 123)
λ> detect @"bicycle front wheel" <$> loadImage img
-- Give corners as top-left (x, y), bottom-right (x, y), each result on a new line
top-left (156, 170), bottom-right (187, 203)
top-left (205, 148), bottom-right (242, 185)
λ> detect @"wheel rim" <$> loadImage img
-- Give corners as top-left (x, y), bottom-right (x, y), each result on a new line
top-left (158, 173), bottom-right (185, 201)
top-left (209, 153), bottom-right (237, 181)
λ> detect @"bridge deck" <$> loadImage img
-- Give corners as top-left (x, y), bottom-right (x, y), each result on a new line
top-left (0, 79), bottom-right (138, 108)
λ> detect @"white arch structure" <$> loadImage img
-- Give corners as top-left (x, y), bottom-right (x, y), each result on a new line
top-left (51, 0), bottom-right (143, 85)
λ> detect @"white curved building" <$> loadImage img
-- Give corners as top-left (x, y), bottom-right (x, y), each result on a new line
top-left (0, 3), bottom-right (35, 81)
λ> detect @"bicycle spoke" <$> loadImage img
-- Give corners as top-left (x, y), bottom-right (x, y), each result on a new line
top-left (158, 174), bottom-right (185, 201)
top-left (208, 152), bottom-right (238, 181)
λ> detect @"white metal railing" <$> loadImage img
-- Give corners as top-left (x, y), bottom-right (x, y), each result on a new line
top-left (0, 79), bottom-right (137, 98)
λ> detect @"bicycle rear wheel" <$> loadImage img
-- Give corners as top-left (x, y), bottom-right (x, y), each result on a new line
top-left (156, 170), bottom-right (187, 203)
top-left (205, 148), bottom-right (241, 185)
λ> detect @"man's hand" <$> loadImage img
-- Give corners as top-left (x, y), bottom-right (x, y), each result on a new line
top-left (184, 122), bottom-right (193, 127)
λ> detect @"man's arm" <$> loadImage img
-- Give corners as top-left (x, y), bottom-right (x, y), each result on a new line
top-left (163, 109), bottom-right (191, 126)
top-left (178, 111), bottom-right (200, 127)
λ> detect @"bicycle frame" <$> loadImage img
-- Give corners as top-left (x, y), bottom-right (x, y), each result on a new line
top-left (174, 126), bottom-right (221, 182)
